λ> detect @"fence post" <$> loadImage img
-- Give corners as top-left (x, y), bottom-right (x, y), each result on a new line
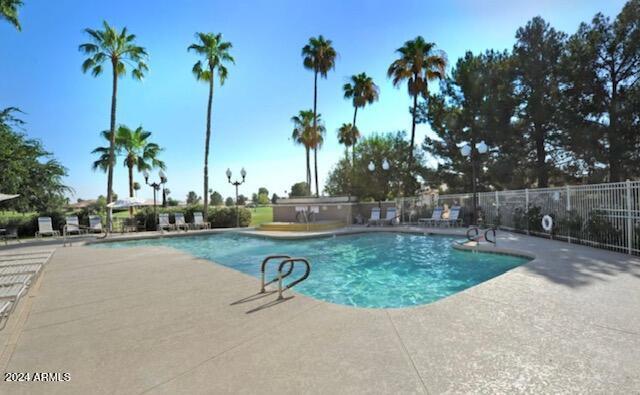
top-left (627, 179), bottom-right (632, 255)
top-left (495, 191), bottom-right (500, 228)
top-left (566, 185), bottom-right (571, 244)
top-left (525, 188), bottom-right (529, 235)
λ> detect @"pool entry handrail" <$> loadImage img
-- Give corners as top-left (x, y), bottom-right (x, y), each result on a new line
top-left (276, 258), bottom-right (311, 300)
top-left (466, 227), bottom-right (480, 241)
top-left (260, 255), bottom-right (292, 293)
top-left (484, 228), bottom-right (497, 245)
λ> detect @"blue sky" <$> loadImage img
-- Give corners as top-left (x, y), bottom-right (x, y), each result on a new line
top-left (0, 0), bottom-right (627, 202)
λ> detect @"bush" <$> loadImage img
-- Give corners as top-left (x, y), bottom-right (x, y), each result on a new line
top-left (208, 207), bottom-right (251, 228)
top-left (586, 210), bottom-right (622, 245)
top-left (558, 210), bottom-right (582, 237)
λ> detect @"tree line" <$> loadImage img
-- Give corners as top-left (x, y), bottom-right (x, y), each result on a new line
top-left (423, 1), bottom-right (640, 193)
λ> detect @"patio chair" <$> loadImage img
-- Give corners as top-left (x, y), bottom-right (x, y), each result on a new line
top-left (64, 215), bottom-right (86, 236)
top-left (88, 215), bottom-right (103, 233)
top-left (418, 207), bottom-right (443, 227)
top-left (192, 212), bottom-right (210, 230)
top-left (121, 218), bottom-right (137, 233)
top-left (1, 227), bottom-right (19, 245)
top-left (380, 207), bottom-right (399, 226)
top-left (438, 206), bottom-right (462, 227)
top-left (35, 217), bottom-right (60, 238)
top-left (0, 274), bottom-right (33, 287)
top-left (367, 207), bottom-right (381, 227)
top-left (158, 213), bottom-right (175, 231)
top-left (0, 264), bottom-right (42, 278)
top-left (174, 213), bottom-right (189, 231)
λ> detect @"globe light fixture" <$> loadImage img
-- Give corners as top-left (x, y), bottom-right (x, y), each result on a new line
top-left (368, 161), bottom-right (375, 172)
top-left (460, 145), bottom-right (472, 157)
top-left (477, 141), bottom-right (488, 154)
top-left (382, 158), bottom-right (390, 171)
top-left (227, 167), bottom-right (247, 227)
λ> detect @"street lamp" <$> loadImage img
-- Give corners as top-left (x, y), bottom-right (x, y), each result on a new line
top-left (143, 169), bottom-right (167, 230)
top-left (226, 167), bottom-right (246, 228)
top-left (368, 158), bottom-right (390, 207)
top-left (460, 139), bottom-right (488, 225)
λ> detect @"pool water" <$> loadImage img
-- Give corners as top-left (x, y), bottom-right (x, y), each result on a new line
top-left (96, 232), bottom-right (528, 308)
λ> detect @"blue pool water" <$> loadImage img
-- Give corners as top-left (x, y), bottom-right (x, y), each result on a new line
top-left (96, 232), bottom-right (528, 308)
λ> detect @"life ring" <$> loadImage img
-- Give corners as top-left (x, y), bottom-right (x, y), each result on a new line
top-left (541, 215), bottom-right (553, 232)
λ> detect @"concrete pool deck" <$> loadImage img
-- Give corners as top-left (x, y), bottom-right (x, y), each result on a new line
top-left (0, 227), bottom-right (639, 393)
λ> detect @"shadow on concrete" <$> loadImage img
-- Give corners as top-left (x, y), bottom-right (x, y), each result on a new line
top-left (506, 233), bottom-right (640, 288)
top-left (245, 296), bottom-right (294, 314)
top-left (230, 291), bottom-right (277, 306)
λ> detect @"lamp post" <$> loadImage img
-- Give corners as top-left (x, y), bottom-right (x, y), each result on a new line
top-left (368, 158), bottom-right (390, 207)
top-left (460, 139), bottom-right (488, 225)
top-left (226, 167), bottom-right (246, 228)
top-left (143, 169), bottom-right (167, 230)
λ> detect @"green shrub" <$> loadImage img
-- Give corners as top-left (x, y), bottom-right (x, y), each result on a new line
top-left (558, 210), bottom-right (582, 237)
top-left (586, 210), bottom-right (622, 245)
top-left (208, 207), bottom-right (251, 228)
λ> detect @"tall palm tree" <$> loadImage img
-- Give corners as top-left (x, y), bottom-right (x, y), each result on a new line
top-left (343, 72), bottom-right (379, 154)
top-left (0, 0), bottom-right (22, 30)
top-left (308, 113), bottom-right (326, 196)
top-left (188, 32), bottom-right (234, 219)
top-left (291, 110), bottom-right (315, 193)
top-left (302, 35), bottom-right (337, 196)
top-left (387, 36), bottom-right (446, 169)
top-left (79, 21), bottom-right (148, 229)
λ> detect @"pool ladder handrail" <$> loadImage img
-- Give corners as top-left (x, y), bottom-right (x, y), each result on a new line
top-left (466, 226), bottom-right (497, 246)
top-left (276, 258), bottom-right (311, 300)
top-left (260, 255), bottom-right (293, 293)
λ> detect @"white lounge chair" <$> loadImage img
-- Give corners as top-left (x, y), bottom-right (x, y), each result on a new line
top-left (439, 206), bottom-right (462, 227)
top-left (380, 207), bottom-right (398, 226)
top-left (88, 215), bottom-right (103, 233)
top-left (35, 217), bottom-right (59, 238)
top-left (0, 274), bottom-right (33, 287)
top-left (64, 215), bottom-right (86, 236)
top-left (158, 213), bottom-right (174, 231)
top-left (174, 213), bottom-right (189, 231)
top-left (192, 212), bottom-right (210, 229)
top-left (367, 207), bottom-right (381, 226)
top-left (418, 207), bottom-right (443, 227)
top-left (0, 264), bottom-right (42, 277)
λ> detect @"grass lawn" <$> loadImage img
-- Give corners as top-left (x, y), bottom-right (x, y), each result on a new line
top-left (250, 206), bottom-right (273, 226)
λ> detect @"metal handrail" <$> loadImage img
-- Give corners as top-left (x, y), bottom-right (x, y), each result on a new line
top-left (484, 228), bottom-right (497, 245)
top-left (466, 227), bottom-right (480, 241)
top-left (277, 258), bottom-right (311, 300)
top-left (260, 255), bottom-right (292, 293)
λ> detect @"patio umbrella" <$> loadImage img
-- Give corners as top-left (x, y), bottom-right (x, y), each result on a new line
top-left (0, 193), bottom-right (19, 203)
top-left (106, 196), bottom-right (147, 209)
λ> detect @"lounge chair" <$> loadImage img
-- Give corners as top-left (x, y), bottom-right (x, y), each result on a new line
top-left (439, 206), bottom-right (462, 227)
top-left (380, 207), bottom-right (398, 226)
top-left (0, 274), bottom-right (33, 287)
top-left (88, 215), bottom-right (103, 233)
top-left (35, 217), bottom-right (59, 238)
top-left (0, 264), bottom-right (42, 277)
top-left (1, 227), bottom-right (19, 245)
top-left (158, 213), bottom-right (174, 231)
top-left (174, 213), bottom-right (189, 231)
top-left (192, 212), bottom-right (210, 230)
top-left (418, 207), bottom-right (443, 227)
top-left (367, 207), bottom-right (381, 226)
top-left (64, 215), bottom-right (86, 236)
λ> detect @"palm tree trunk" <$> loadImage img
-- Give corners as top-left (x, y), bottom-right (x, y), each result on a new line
top-left (203, 70), bottom-right (214, 219)
top-left (314, 148), bottom-right (319, 197)
top-left (106, 60), bottom-right (118, 231)
top-left (312, 70), bottom-right (318, 197)
top-left (128, 163), bottom-right (134, 217)
top-left (305, 147), bottom-right (311, 194)
top-left (406, 93), bottom-right (418, 196)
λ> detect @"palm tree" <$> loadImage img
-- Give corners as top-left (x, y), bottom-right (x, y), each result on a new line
top-left (0, 0), bottom-right (22, 30)
top-left (337, 123), bottom-right (355, 163)
top-left (188, 32), bottom-right (234, 220)
top-left (387, 36), bottom-right (446, 169)
top-left (79, 21), bottom-right (148, 229)
top-left (343, 72), bottom-right (379, 155)
top-left (291, 110), bottom-right (315, 194)
top-left (92, 126), bottom-right (165, 216)
top-left (308, 113), bottom-right (326, 196)
top-left (302, 35), bottom-right (337, 196)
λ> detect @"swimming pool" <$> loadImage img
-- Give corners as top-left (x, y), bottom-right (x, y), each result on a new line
top-left (97, 232), bottom-right (529, 308)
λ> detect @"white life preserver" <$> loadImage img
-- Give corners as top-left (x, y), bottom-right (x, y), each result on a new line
top-left (542, 215), bottom-right (553, 232)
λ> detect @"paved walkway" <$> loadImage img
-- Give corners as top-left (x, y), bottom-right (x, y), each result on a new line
top-left (0, 229), bottom-right (639, 393)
